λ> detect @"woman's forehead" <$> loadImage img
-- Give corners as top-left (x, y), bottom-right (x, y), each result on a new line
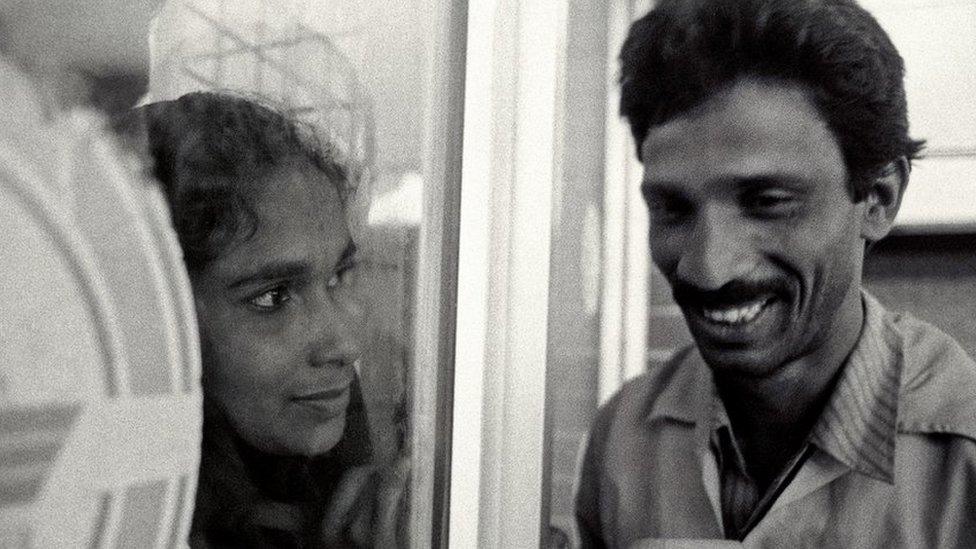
top-left (203, 165), bottom-right (350, 285)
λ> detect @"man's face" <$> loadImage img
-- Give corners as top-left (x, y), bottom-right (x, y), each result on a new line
top-left (191, 162), bottom-right (365, 457)
top-left (641, 78), bottom-right (868, 377)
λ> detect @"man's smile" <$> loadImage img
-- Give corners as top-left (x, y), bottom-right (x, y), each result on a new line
top-left (680, 292), bottom-right (790, 349)
top-left (671, 277), bottom-right (793, 342)
top-left (701, 296), bottom-right (775, 326)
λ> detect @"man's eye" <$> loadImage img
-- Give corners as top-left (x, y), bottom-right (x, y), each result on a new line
top-left (647, 197), bottom-right (692, 223)
top-left (248, 287), bottom-right (291, 311)
top-left (327, 260), bottom-right (360, 290)
top-left (744, 192), bottom-right (799, 217)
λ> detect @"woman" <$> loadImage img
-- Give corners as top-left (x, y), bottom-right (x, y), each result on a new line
top-left (119, 92), bottom-right (406, 547)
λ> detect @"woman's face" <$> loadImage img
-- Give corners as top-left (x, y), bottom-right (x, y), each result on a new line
top-left (191, 162), bottom-right (365, 457)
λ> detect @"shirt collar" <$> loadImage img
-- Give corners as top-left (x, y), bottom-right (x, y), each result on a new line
top-left (809, 292), bottom-right (899, 484)
top-left (644, 291), bottom-right (901, 484)
top-left (644, 346), bottom-right (713, 426)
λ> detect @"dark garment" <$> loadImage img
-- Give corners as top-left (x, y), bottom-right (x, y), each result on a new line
top-left (189, 377), bottom-right (373, 548)
top-left (712, 425), bottom-right (813, 540)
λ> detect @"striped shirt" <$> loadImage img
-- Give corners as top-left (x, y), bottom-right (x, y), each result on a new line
top-left (711, 292), bottom-right (904, 539)
top-left (576, 292), bottom-right (976, 548)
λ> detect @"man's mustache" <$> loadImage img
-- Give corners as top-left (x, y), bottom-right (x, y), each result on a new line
top-left (670, 278), bottom-right (792, 309)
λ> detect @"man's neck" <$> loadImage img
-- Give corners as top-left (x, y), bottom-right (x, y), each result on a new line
top-left (714, 287), bottom-right (866, 487)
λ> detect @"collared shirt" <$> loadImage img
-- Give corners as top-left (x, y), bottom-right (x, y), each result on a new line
top-left (711, 292), bottom-right (906, 540)
top-left (712, 420), bottom-right (814, 539)
top-left (576, 293), bottom-right (976, 548)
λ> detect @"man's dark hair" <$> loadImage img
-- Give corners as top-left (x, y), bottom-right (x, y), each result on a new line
top-left (115, 92), bottom-right (349, 272)
top-left (620, 0), bottom-right (925, 200)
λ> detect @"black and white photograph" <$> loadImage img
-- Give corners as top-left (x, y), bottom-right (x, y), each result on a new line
top-left (0, 0), bottom-right (973, 547)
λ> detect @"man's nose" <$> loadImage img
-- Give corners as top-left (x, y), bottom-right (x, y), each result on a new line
top-left (308, 298), bottom-right (364, 368)
top-left (675, 209), bottom-right (753, 290)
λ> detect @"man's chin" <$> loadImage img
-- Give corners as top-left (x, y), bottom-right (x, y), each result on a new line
top-left (696, 341), bottom-right (785, 379)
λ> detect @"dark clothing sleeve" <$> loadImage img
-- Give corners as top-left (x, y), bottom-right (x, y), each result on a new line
top-left (575, 391), bottom-right (625, 549)
top-left (575, 431), bottom-right (607, 549)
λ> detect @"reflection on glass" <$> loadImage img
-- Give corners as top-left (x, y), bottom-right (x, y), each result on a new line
top-left (0, 0), bottom-right (463, 545)
top-left (148, 0), bottom-right (374, 190)
top-left (122, 92), bottom-right (392, 546)
top-left (143, 0), bottom-right (461, 545)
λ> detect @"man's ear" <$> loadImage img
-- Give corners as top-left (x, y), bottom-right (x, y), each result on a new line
top-left (860, 157), bottom-right (909, 242)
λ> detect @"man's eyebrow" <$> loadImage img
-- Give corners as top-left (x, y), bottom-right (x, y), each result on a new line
top-left (226, 260), bottom-right (312, 290)
top-left (732, 173), bottom-right (811, 191)
top-left (640, 179), bottom-right (684, 199)
top-left (641, 172), bottom-right (812, 194)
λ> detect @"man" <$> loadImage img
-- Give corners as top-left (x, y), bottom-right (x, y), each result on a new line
top-left (576, 0), bottom-right (976, 546)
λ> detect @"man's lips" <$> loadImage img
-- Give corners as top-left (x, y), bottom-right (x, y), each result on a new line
top-left (671, 279), bottom-right (792, 329)
top-left (700, 296), bottom-right (775, 326)
top-left (680, 295), bottom-right (786, 348)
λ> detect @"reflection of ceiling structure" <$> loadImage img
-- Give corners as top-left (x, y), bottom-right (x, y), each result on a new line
top-left (0, 0), bottom-right (425, 176)
top-left (150, 0), bottom-right (375, 181)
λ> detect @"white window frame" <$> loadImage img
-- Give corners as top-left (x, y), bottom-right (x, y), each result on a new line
top-left (447, 0), bottom-right (652, 545)
top-left (448, 0), bottom-right (568, 546)
top-left (598, 0), bottom-right (653, 405)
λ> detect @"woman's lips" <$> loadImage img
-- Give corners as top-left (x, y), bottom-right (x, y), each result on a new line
top-left (294, 386), bottom-right (347, 401)
top-left (291, 384), bottom-right (351, 416)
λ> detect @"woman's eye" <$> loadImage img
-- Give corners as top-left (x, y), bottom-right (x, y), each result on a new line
top-left (248, 287), bottom-right (291, 311)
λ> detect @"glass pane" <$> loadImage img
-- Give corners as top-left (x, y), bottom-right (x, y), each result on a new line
top-left (542, 0), bottom-right (609, 545)
top-left (0, 0), bottom-right (464, 545)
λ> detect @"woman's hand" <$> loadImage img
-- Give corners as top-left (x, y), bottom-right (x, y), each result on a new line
top-left (320, 454), bottom-right (411, 547)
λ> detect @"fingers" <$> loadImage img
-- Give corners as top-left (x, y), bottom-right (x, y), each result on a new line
top-left (345, 494), bottom-right (373, 546)
top-left (319, 455), bottom-right (412, 548)
top-left (373, 456), bottom-right (412, 547)
top-left (321, 464), bottom-right (376, 546)
top-left (248, 500), bottom-right (304, 534)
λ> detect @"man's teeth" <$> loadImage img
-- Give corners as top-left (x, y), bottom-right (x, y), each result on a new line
top-left (701, 300), bottom-right (767, 325)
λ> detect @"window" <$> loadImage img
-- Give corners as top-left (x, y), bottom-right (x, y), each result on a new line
top-left (1, 0), bottom-right (466, 545)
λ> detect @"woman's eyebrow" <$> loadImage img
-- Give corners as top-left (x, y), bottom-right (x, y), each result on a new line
top-left (226, 240), bottom-right (358, 290)
top-left (226, 260), bottom-right (312, 290)
top-left (337, 239), bottom-right (358, 265)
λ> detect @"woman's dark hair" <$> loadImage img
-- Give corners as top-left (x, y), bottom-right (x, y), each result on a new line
top-left (619, 0), bottom-right (925, 200)
top-left (115, 92), bottom-right (349, 272)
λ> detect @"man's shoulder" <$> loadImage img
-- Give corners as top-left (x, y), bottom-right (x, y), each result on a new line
top-left (884, 308), bottom-right (976, 443)
top-left (582, 346), bottom-right (700, 478)
top-left (591, 346), bottom-right (699, 435)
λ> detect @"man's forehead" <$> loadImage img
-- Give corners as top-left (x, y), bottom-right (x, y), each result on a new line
top-left (642, 79), bottom-right (822, 145)
top-left (639, 78), bottom-right (846, 189)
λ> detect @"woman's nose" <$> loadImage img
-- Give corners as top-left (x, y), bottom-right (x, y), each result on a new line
top-left (308, 298), bottom-right (364, 368)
